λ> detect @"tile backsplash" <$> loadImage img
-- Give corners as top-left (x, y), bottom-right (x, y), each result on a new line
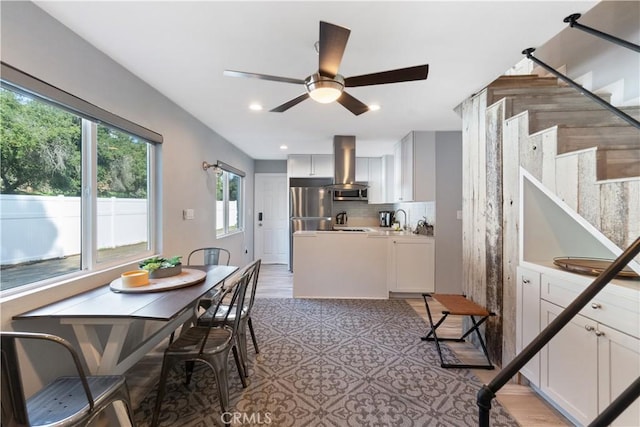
top-left (332, 201), bottom-right (435, 229)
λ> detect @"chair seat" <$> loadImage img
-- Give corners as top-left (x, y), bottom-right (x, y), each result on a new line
top-left (198, 304), bottom-right (248, 325)
top-left (167, 325), bottom-right (233, 355)
top-left (26, 375), bottom-right (128, 427)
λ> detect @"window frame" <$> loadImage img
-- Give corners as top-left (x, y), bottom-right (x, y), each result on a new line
top-left (0, 62), bottom-right (161, 296)
top-left (215, 163), bottom-right (245, 237)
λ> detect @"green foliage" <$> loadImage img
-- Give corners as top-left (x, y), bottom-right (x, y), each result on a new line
top-left (1, 89), bottom-right (81, 195)
top-left (139, 255), bottom-right (182, 272)
top-left (1, 88), bottom-right (148, 198)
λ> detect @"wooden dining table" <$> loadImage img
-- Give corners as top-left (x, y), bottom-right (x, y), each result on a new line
top-left (13, 264), bottom-right (238, 375)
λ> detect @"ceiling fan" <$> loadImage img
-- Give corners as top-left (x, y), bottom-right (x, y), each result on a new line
top-left (223, 21), bottom-right (429, 116)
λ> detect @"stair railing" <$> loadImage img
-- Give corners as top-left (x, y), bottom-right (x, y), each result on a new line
top-left (564, 13), bottom-right (640, 53)
top-left (477, 236), bottom-right (640, 426)
top-left (522, 48), bottom-right (640, 129)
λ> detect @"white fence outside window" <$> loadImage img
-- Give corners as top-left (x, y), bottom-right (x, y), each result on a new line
top-left (1, 195), bottom-right (238, 265)
top-left (1, 194), bottom-right (147, 265)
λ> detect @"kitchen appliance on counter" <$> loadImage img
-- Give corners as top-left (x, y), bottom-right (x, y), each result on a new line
top-left (289, 177), bottom-right (333, 271)
top-left (379, 211), bottom-right (395, 227)
top-left (336, 211), bottom-right (348, 225)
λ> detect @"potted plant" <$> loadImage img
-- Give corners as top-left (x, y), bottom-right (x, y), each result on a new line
top-left (139, 255), bottom-right (183, 279)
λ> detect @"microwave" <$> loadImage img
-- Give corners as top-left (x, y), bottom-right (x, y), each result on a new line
top-left (333, 185), bottom-right (368, 201)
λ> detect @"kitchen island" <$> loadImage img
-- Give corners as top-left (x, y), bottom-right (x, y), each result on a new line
top-left (293, 228), bottom-right (434, 299)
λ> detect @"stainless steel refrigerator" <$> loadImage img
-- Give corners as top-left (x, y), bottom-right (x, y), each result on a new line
top-left (289, 177), bottom-right (333, 270)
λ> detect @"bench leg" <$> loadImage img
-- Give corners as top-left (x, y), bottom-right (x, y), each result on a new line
top-left (420, 294), bottom-right (495, 370)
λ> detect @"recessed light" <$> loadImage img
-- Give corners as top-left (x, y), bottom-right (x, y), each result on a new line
top-left (368, 104), bottom-right (381, 111)
top-left (280, 145), bottom-right (288, 150)
top-left (249, 103), bottom-right (263, 111)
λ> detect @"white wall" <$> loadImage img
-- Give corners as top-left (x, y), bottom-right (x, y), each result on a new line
top-left (535, 1), bottom-right (639, 105)
top-left (0, 1), bottom-right (254, 393)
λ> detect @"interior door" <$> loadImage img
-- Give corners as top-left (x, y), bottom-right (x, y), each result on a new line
top-left (254, 173), bottom-right (288, 264)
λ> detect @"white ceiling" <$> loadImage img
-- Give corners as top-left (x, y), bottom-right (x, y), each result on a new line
top-left (34, 1), bottom-right (597, 159)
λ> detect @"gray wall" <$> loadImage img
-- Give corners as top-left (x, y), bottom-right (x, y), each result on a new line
top-left (434, 131), bottom-right (463, 294)
top-left (255, 159), bottom-right (287, 173)
top-left (1, 1), bottom-right (254, 394)
top-left (536, 1), bottom-right (639, 104)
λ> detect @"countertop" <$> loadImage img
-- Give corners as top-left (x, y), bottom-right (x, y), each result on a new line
top-left (294, 226), bottom-right (434, 239)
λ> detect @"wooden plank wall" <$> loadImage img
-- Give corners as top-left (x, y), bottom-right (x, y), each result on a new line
top-left (462, 90), bottom-right (505, 364)
top-left (463, 79), bottom-right (640, 369)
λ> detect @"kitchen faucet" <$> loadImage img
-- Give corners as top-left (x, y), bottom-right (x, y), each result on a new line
top-left (395, 209), bottom-right (408, 231)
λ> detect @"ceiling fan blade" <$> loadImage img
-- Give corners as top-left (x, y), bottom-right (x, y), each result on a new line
top-left (224, 70), bottom-right (305, 85)
top-left (270, 93), bottom-right (310, 112)
top-left (336, 91), bottom-right (369, 116)
top-left (318, 21), bottom-right (351, 78)
top-left (344, 64), bottom-right (429, 87)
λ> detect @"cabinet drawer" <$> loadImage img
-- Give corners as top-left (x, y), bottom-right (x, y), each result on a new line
top-left (541, 274), bottom-right (640, 338)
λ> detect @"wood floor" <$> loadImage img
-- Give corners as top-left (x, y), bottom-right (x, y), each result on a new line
top-left (127, 264), bottom-right (570, 426)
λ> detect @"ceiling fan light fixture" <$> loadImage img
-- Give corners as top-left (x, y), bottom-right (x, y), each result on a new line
top-left (305, 73), bottom-right (344, 103)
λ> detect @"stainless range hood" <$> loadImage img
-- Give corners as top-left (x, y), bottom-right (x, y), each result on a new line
top-left (330, 135), bottom-right (367, 190)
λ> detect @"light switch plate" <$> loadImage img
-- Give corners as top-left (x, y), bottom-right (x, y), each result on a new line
top-left (183, 209), bottom-right (195, 220)
top-left (456, 210), bottom-right (463, 220)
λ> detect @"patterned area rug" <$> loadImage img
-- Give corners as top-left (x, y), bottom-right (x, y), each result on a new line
top-left (134, 298), bottom-right (517, 426)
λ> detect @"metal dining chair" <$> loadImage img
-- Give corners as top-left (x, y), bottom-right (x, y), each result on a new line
top-left (187, 247), bottom-right (231, 267)
top-left (198, 259), bottom-right (261, 377)
top-left (1, 331), bottom-right (135, 427)
top-left (187, 247), bottom-right (232, 310)
top-left (151, 269), bottom-right (251, 427)
top-left (167, 247), bottom-right (233, 344)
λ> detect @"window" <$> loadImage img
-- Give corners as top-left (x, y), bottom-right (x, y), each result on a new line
top-left (216, 165), bottom-right (244, 236)
top-left (0, 63), bottom-right (161, 293)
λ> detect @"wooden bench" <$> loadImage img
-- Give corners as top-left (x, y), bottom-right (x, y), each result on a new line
top-left (421, 293), bottom-right (495, 370)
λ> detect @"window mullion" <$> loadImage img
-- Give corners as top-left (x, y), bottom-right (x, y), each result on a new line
top-left (81, 119), bottom-right (97, 270)
top-left (224, 173), bottom-right (230, 234)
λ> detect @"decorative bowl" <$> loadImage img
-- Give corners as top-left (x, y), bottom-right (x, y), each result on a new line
top-left (148, 263), bottom-right (182, 279)
top-left (121, 270), bottom-right (150, 287)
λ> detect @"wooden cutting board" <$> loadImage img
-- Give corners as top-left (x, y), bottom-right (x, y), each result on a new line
top-left (110, 268), bottom-right (207, 293)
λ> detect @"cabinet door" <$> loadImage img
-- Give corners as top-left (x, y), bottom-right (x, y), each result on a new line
top-left (311, 154), bottom-right (333, 177)
top-left (540, 300), bottom-right (598, 425)
top-left (381, 155), bottom-right (394, 203)
top-left (389, 239), bottom-right (434, 293)
top-left (393, 142), bottom-right (403, 202)
top-left (367, 157), bottom-right (383, 204)
top-left (356, 157), bottom-right (369, 182)
top-left (597, 324), bottom-right (640, 426)
top-left (288, 155), bottom-right (312, 177)
top-left (516, 267), bottom-right (541, 386)
top-left (400, 133), bottom-right (414, 201)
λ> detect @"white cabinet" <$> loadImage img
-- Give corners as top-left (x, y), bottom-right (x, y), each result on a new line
top-left (380, 154), bottom-right (395, 204)
top-left (393, 131), bottom-right (435, 202)
top-left (388, 238), bottom-right (435, 293)
top-left (515, 266), bottom-right (541, 387)
top-left (356, 157), bottom-right (369, 182)
top-left (540, 300), bottom-right (599, 424)
top-left (288, 154), bottom-right (333, 177)
top-left (597, 323), bottom-right (640, 426)
top-left (522, 268), bottom-right (640, 426)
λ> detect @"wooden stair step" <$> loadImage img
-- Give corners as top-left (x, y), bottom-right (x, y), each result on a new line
top-left (529, 106), bottom-right (640, 134)
top-left (487, 75), bottom-right (560, 89)
top-left (505, 95), bottom-right (613, 118)
top-left (596, 148), bottom-right (640, 180)
top-left (488, 86), bottom-right (581, 104)
top-left (557, 126), bottom-right (640, 154)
